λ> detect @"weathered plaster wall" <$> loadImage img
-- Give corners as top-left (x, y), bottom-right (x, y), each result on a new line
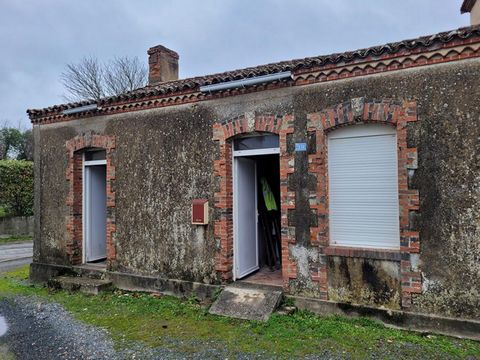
top-left (34, 58), bottom-right (480, 318)
top-left (327, 257), bottom-right (401, 309)
top-left (471, 1), bottom-right (480, 26)
top-left (285, 59), bottom-right (480, 317)
top-left (0, 216), bottom-right (34, 237)
top-left (106, 106), bottom-right (217, 282)
top-left (407, 65), bottom-right (480, 319)
top-left (34, 124), bottom-right (75, 264)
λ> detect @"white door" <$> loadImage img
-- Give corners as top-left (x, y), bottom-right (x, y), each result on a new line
top-left (85, 165), bottom-right (107, 262)
top-left (328, 124), bottom-right (400, 249)
top-left (234, 157), bottom-right (259, 279)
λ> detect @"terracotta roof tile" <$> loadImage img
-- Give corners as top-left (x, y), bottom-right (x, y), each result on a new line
top-left (27, 24), bottom-right (480, 119)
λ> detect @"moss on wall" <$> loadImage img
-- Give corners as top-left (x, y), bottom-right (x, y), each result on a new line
top-left (327, 257), bottom-right (401, 309)
top-left (34, 59), bottom-right (480, 319)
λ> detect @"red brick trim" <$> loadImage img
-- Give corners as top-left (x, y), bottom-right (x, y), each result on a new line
top-left (30, 42), bottom-right (480, 125)
top-left (65, 132), bottom-right (116, 267)
top-left (308, 98), bottom-right (420, 308)
top-left (212, 114), bottom-right (295, 287)
top-left (293, 43), bottom-right (480, 83)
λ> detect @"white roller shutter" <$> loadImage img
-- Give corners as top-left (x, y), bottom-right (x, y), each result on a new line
top-left (328, 124), bottom-right (400, 249)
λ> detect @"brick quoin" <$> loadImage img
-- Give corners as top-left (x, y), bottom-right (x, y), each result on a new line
top-left (307, 98), bottom-right (419, 307)
top-left (213, 101), bottom-right (419, 306)
top-left (65, 132), bottom-right (116, 268)
top-left (212, 114), bottom-right (295, 288)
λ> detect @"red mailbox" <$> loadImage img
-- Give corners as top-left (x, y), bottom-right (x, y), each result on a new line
top-left (192, 199), bottom-right (208, 225)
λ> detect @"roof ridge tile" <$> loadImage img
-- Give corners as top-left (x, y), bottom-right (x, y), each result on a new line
top-left (27, 24), bottom-right (480, 119)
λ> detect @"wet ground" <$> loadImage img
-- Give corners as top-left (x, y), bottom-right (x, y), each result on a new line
top-left (0, 295), bottom-right (467, 360)
top-left (0, 251), bottom-right (477, 359)
top-left (0, 296), bottom-right (269, 360)
top-left (0, 315), bottom-right (6, 336)
top-left (0, 242), bottom-right (33, 273)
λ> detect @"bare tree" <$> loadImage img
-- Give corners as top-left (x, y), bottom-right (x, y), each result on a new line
top-left (61, 57), bottom-right (105, 102)
top-left (104, 56), bottom-right (147, 96)
top-left (60, 56), bottom-right (147, 102)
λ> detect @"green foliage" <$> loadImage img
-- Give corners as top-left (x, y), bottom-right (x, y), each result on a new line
top-left (0, 160), bottom-right (34, 216)
top-left (0, 235), bottom-right (32, 244)
top-left (212, 286), bottom-right (223, 300)
top-left (0, 127), bottom-right (33, 160)
top-left (281, 295), bottom-right (295, 307)
top-left (1, 266), bottom-right (479, 359)
top-left (0, 128), bottom-right (22, 159)
top-left (0, 344), bottom-right (15, 360)
top-left (16, 129), bottom-right (33, 161)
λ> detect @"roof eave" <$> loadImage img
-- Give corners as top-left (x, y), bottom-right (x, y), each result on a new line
top-left (27, 24), bottom-right (480, 123)
top-left (461, 0), bottom-right (477, 13)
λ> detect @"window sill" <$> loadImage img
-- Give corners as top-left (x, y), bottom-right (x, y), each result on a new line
top-left (324, 246), bottom-right (401, 261)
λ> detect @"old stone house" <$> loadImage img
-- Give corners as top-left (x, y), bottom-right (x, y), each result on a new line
top-left (28, 3), bottom-right (479, 336)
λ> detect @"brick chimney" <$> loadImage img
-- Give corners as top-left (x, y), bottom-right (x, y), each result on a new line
top-left (147, 45), bottom-right (179, 85)
top-left (461, 0), bottom-right (480, 25)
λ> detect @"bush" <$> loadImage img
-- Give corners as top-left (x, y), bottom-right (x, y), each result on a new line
top-left (0, 160), bottom-right (34, 217)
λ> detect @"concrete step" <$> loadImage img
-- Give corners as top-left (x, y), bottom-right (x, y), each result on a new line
top-left (71, 264), bottom-right (107, 280)
top-left (209, 285), bottom-right (283, 321)
top-left (231, 280), bottom-right (283, 293)
top-left (48, 276), bottom-right (112, 295)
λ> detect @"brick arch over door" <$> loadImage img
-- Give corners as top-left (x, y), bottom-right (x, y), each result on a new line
top-left (307, 98), bottom-right (420, 307)
top-left (212, 114), bottom-right (295, 285)
top-left (65, 132), bottom-right (116, 267)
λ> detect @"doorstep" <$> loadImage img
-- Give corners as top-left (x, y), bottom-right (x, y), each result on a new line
top-left (209, 284), bottom-right (283, 321)
top-left (48, 276), bottom-right (112, 295)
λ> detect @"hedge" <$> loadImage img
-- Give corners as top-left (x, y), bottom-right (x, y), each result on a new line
top-left (0, 160), bottom-right (34, 217)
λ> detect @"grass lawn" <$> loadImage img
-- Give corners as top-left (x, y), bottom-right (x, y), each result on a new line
top-left (1, 266), bottom-right (479, 359)
top-left (0, 235), bottom-right (32, 245)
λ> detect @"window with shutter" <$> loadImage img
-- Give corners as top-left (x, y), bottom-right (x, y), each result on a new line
top-left (328, 124), bottom-right (400, 249)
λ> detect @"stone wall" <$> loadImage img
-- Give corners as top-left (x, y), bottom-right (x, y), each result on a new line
top-left (0, 216), bottom-right (34, 237)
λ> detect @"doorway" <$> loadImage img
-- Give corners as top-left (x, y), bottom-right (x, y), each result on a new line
top-left (233, 134), bottom-right (282, 285)
top-left (83, 150), bottom-right (107, 263)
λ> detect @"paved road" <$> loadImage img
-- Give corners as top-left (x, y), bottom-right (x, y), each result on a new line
top-left (0, 242), bottom-right (33, 273)
top-left (0, 242), bottom-right (33, 358)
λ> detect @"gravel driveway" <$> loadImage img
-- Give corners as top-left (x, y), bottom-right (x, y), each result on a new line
top-left (0, 295), bottom-right (471, 359)
top-left (0, 296), bottom-right (270, 360)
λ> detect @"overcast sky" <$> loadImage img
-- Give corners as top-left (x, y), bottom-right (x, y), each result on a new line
top-left (0, 0), bottom-right (469, 127)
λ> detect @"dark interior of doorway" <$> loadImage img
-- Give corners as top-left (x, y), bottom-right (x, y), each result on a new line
top-left (242, 154), bottom-right (282, 287)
